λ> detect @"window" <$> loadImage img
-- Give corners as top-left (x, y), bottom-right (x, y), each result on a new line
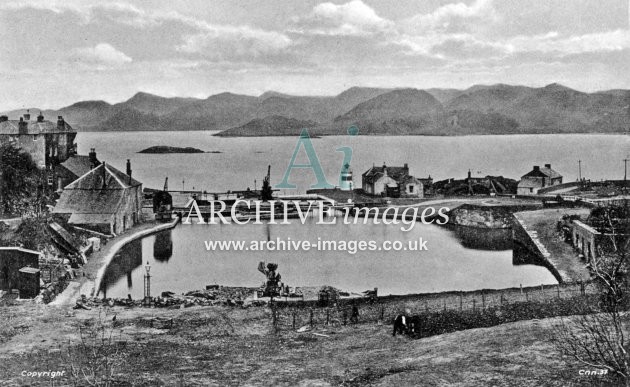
top-left (409, 185), bottom-right (414, 193)
top-left (47, 176), bottom-right (53, 186)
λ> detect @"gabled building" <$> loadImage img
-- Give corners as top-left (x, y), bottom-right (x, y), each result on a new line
top-left (362, 163), bottom-right (423, 198)
top-left (0, 112), bottom-right (76, 191)
top-left (517, 164), bottom-right (563, 195)
top-left (52, 161), bottom-right (143, 235)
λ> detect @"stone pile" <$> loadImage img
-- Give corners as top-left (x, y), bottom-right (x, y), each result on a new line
top-left (74, 286), bottom-right (266, 309)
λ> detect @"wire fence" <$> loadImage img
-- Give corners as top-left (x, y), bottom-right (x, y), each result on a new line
top-left (270, 281), bottom-right (597, 334)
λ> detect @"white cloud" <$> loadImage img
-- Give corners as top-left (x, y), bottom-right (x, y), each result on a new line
top-left (507, 29), bottom-right (630, 56)
top-left (403, 0), bottom-right (498, 34)
top-left (293, 0), bottom-right (392, 36)
top-left (73, 43), bottom-right (132, 67)
top-left (177, 26), bottom-right (292, 59)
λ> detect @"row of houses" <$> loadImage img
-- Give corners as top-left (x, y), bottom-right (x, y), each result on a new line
top-left (347, 161), bottom-right (563, 198)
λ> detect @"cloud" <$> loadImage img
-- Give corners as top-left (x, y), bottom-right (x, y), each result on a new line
top-left (73, 43), bottom-right (132, 67)
top-left (403, 0), bottom-right (498, 34)
top-left (293, 0), bottom-right (393, 36)
top-left (177, 26), bottom-right (292, 60)
top-left (507, 29), bottom-right (630, 56)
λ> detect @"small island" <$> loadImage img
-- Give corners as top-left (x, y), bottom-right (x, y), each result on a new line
top-left (138, 146), bottom-right (207, 154)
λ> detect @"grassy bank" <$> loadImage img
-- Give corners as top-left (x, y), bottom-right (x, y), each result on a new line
top-left (0, 302), bottom-right (617, 386)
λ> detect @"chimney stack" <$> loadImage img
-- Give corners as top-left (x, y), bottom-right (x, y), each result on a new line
top-left (0, 115), bottom-right (8, 122)
top-left (89, 148), bottom-right (97, 168)
top-left (533, 165), bottom-right (540, 171)
top-left (37, 112), bottom-right (44, 122)
top-left (404, 163), bottom-right (409, 172)
top-left (544, 163), bottom-right (551, 169)
top-left (23, 110), bottom-right (30, 121)
top-left (126, 159), bottom-right (132, 184)
top-left (18, 117), bottom-right (28, 134)
top-left (57, 116), bottom-right (65, 130)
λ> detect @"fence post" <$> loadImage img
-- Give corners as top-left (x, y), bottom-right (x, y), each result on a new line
top-left (343, 310), bottom-right (347, 326)
top-left (556, 284), bottom-right (560, 299)
top-left (309, 309), bottom-right (313, 328)
top-left (459, 293), bottom-right (463, 311)
top-left (326, 309), bottom-right (330, 325)
top-left (482, 292), bottom-right (485, 309)
top-left (500, 293), bottom-right (504, 305)
top-left (380, 306), bottom-right (384, 321)
top-left (443, 299), bottom-right (446, 311)
top-left (520, 284), bottom-right (523, 294)
top-left (525, 290), bottom-right (529, 302)
top-left (292, 311), bottom-right (296, 329)
top-left (472, 299), bottom-right (476, 311)
top-left (425, 302), bottom-right (428, 313)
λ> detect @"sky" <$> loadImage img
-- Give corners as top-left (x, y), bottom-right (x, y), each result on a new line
top-left (1, 0), bottom-right (629, 110)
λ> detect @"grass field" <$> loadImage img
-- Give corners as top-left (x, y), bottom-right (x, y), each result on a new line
top-left (0, 302), bottom-right (619, 386)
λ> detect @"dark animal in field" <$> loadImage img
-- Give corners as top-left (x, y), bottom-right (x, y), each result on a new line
top-left (393, 314), bottom-right (421, 336)
top-left (393, 314), bottom-right (409, 336)
top-left (407, 315), bottom-right (421, 335)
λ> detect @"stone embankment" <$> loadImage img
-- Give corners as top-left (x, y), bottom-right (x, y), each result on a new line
top-left (512, 208), bottom-right (591, 283)
top-left (448, 203), bottom-right (540, 228)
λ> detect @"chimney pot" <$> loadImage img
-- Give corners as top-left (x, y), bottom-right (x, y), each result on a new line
top-left (89, 148), bottom-right (98, 168)
top-left (126, 159), bottom-right (132, 183)
top-left (545, 163), bottom-right (551, 169)
top-left (533, 165), bottom-right (540, 171)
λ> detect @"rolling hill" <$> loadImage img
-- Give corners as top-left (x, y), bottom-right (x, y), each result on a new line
top-left (2, 84), bottom-right (628, 135)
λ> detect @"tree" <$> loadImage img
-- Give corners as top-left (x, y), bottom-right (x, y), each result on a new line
top-left (0, 143), bottom-right (45, 216)
top-left (552, 203), bottom-right (630, 384)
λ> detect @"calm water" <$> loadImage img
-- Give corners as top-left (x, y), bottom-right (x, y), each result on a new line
top-left (78, 132), bottom-right (630, 194)
top-left (84, 131), bottom-right (627, 297)
top-left (99, 219), bottom-right (557, 298)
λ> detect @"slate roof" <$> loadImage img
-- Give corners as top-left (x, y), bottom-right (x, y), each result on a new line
top-left (522, 166), bottom-right (562, 179)
top-left (53, 188), bottom-right (126, 215)
top-left (0, 119), bottom-right (74, 135)
top-left (362, 165), bottom-right (409, 184)
top-left (58, 155), bottom-right (99, 179)
top-left (53, 162), bottom-right (141, 218)
top-left (64, 162), bottom-right (141, 190)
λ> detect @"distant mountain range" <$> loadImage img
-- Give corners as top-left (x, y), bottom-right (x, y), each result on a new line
top-left (3, 84), bottom-right (629, 136)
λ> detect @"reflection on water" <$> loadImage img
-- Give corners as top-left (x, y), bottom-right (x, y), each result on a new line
top-left (100, 239), bottom-right (143, 298)
top-left (99, 219), bottom-right (558, 299)
top-left (443, 224), bottom-right (513, 251)
top-left (153, 230), bottom-right (173, 262)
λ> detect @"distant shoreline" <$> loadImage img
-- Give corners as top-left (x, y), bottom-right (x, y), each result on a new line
top-left (76, 129), bottom-right (628, 137)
